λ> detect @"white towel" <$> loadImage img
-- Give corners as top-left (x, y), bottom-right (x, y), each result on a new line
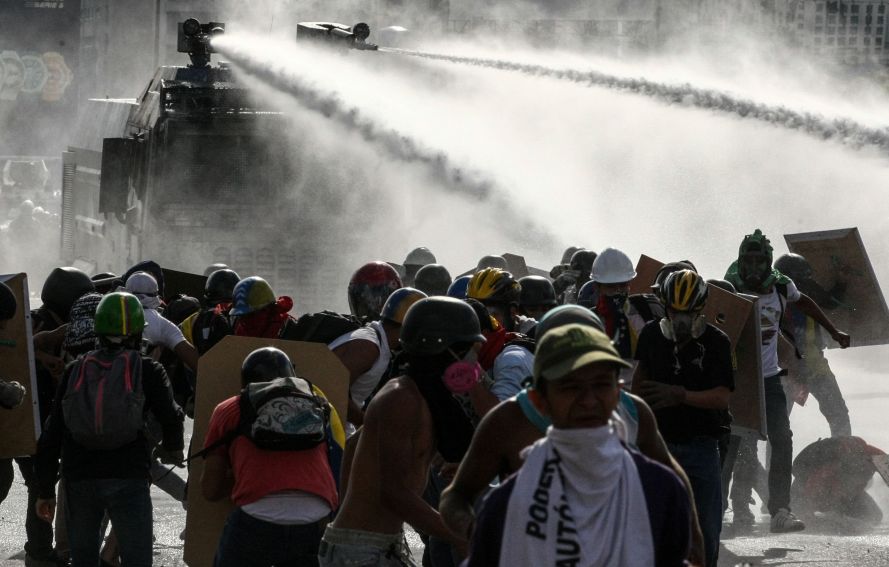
top-left (499, 423), bottom-right (654, 567)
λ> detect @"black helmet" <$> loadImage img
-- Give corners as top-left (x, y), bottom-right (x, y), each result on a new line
top-left (0, 282), bottom-right (17, 321)
top-left (534, 304), bottom-right (605, 342)
top-left (569, 249), bottom-right (597, 275)
top-left (205, 269), bottom-right (241, 304)
top-left (518, 276), bottom-right (557, 308)
top-left (241, 347), bottom-right (296, 386)
top-left (414, 264), bottom-right (452, 297)
top-left (165, 295), bottom-right (201, 325)
top-left (41, 267), bottom-right (95, 321)
top-left (561, 246), bottom-right (582, 265)
top-left (475, 255), bottom-right (508, 271)
top-left (204, 263), bottom-right (230, 277)
top-left (706, 278), bottom-right (737, 294)
top-left (400, 297), bottom-right (485, 356)
top-left (652, 260), bottom-right (698, 290)
top-left (774, 253), bottom-right (813, 282)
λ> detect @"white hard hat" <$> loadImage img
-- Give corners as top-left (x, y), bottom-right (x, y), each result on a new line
top-left (125, 271), bottom-right (159, 296)
top-left (590, 248), bottom-right (636, 284)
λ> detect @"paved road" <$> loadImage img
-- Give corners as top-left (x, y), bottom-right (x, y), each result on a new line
top-left (1, 467), bottom-right (887, 566)
top-left (2, 351), bottom-right (885, 565)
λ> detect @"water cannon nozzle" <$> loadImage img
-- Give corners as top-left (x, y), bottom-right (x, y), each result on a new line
top-left (177, 18), bottom-right (226, 67)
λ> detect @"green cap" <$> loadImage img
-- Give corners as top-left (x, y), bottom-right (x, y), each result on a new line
top-left (533, 323), bottom-right (631, 385)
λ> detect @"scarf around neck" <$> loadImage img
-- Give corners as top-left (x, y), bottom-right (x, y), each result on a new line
top-left (499, 424), bottom-right (654, 567)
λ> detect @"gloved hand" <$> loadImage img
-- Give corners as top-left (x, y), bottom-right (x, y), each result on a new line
top-left (640, 381), bottom-right (685, 410)
top-left (154, 446), bottom-right (185, 466)
top-left (0, 380), bottom-right (26, 409)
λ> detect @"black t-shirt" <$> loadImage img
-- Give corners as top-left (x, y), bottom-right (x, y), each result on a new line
top-left (635, 321), bottom-right (734, 443)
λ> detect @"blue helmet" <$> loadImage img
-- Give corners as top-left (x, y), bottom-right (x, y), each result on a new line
top-left (577, 280), bottom-right (598, 308)
top-left (446, 275), bottom-right (472, 299)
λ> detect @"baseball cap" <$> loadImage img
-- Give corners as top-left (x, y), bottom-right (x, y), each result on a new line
top-left (533, 323), bottom-right (631, 385)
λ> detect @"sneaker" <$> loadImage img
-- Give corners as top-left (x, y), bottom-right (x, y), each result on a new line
top-left (770, 508), bottom-right (806, 533)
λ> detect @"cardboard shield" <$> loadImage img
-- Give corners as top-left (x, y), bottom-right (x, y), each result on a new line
top-left (784, 228), bottom-right (889, 347)
top-left (183, 336), bottom-right (349, 567)
top-left (629, 254), bottom-right (664, 295)
top-left (0, 274), bottom-right (40, 457)
top-left (732, 294), bottom-right (767, 439)
top-left (162, 268), bottom-right (207, 303)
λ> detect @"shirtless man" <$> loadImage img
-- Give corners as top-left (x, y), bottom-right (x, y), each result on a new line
top-left (319, 297), bottom-right (484, 566)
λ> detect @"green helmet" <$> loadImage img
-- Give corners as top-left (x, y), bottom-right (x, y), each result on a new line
top-left (94, 292), bottom-right (146, 337)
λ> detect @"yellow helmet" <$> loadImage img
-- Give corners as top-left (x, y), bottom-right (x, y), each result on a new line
top-left (467, 268), bottom-right (521, 304)
top-left (659, 269), bottom-right (708, 312)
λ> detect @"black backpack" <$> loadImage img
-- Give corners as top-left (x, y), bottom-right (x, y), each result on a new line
top-left (192, 309), bottom-right (234, 355)
top-left (279, 311), bottom-right (363, 344)
top-left (628, 293), bottom-right (666, 323)
top-left (62, 349), bottom-right (145, 451)
top-left (197, 376), bottom-right (330, 457)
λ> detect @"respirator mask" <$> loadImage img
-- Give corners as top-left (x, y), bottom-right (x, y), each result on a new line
top-left (660, 311), bottom-right (706, 341)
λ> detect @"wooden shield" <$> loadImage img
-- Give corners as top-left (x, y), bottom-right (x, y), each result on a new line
top-left (183, 336), bottom-right (349, 567)
top-left (162, 268), bottom-right (207, 302)
top-left (0, 274), bottom-right (40, 457)
top-left (784, 227), bottom-right (889, 347)
top-left (629, 254), bottom-right (663, 295)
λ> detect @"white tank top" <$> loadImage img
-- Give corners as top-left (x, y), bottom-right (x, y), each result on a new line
top-left (328, 320), bottom-right (391, 405)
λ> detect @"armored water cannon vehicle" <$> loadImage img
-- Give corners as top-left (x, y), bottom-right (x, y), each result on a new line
top-left (60, 17), bottom-right (355, 311)
top-left (178, 18), bottom-right (226, 68)
top-left (296, 22), bottom-right (378, 51)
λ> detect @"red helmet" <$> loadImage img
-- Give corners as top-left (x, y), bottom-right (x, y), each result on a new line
top-left (348, 262), bottom-right (403, 320)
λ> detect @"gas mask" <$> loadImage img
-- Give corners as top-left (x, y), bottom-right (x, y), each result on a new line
top-left (738, 253), bottom-right (771, 290)
top-left (442, 347), bottom-right (483, 394)
top-left (660, 311), bottom-right (706, 341)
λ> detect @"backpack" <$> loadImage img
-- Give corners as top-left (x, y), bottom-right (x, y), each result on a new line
top-left (192, 308), bottom-right (234, 355)
top-left (200, 376), bottom-right (330, 455)
top-left (62, 349), bottom-right (145, 451)
top-left (279, 311), bottom-right (363, 344)
top-left (628, 293), bottom-right (666, 323)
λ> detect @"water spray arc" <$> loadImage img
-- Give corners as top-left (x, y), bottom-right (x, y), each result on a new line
top-left (382, 48), bottom-right (889, 156)
top-left (212, 40), bottom-right (557, 250)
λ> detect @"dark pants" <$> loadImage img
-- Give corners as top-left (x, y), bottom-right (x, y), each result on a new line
top-left (800, 355), bottom-right (851, 437)
top-left (668, 437), bottom-right (722, 567)
top-left (765, 376), bottom-right (793, 515)
top-left (214, 507), bottom-right (324, 567)
top-left (17, 456), bottom-right (56, 559)
top-left (65, 478), bottom-right (153, 567)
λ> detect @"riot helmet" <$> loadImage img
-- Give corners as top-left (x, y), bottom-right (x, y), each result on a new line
top-left (475, 255), bottom-right (508, 271)
top-left (380, 287), bottom-right (428, 325)
top-left (414, 264), bottom-right (452, 297)
top-left (569, 249), bottom-right (597, 276)
top-left (241, 347), bottom-right (296, 386)
top-left (446, 275), bottom-right (472, 299)
top-left (41, 267), bottom-right (95, 322)
top-left (205, 269), bottom-right (241, 304)
top-left (535, 304), bottom-right (605, 342)
top-left (774, 253), bottom-right (813, 283)
top-left (94, 292), bottom-right (145, 338)
top-left (348, 262), bottom-right (403, 320)
top-left (230, 277), bottom-right (276, 317)
top-left (400, 297), bottom-right (485, 356)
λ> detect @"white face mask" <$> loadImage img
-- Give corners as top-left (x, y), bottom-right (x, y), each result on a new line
top-left (659, 311), bottom-right (706, 341)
